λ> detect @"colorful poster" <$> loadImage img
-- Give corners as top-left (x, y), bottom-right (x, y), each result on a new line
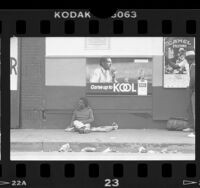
top-left (86, 57), bottom-right (152, 95)
top-left (164, 37), bottom-right (195, 88)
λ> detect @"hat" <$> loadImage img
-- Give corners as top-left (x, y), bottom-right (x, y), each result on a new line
top-left (179, 48), bottom-right (185, 52)
top-left (186, 50), bottom-right (195, 57)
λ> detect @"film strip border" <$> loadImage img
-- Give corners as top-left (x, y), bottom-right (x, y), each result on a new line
top-left (0, 163), bottom-right (198, 183)
top-left (0, 9), bottom-right (200, 35)
top-left (0, 9), bottom-right (199, 187)
top-left (0, 19), bottom-right (198, 35)
top-left (0, 162), bottom-right (198, 177)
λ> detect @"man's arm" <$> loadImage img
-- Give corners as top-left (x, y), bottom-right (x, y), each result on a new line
top-left (110, 69), bottom-right (117, 83)
top-left (168, 59), bottom-right (180, 69)
top-left (81, 109), bottom-right (94, 124)
top-left (68, 112), bottom-right (76, 127)
top-left (90, 69), bottom-right (100, 83)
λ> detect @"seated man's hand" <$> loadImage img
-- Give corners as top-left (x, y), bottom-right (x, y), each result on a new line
top-left (81, 120), bottom-right (88, 124)
top-left (65, 126), bottom-right (75, 132)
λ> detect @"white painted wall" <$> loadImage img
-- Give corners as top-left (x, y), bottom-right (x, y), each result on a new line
top-left (46, 37), bottom-right (164, 57)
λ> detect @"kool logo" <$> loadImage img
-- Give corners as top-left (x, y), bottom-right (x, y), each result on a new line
top-left (113, 83), bottom-right (136, 93)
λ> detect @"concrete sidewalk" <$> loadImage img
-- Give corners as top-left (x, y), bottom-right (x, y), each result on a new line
top-left (10, 129), bottom-right (195, 153)
top-left (11, 129), bottom-right (195, 144)
top-left (10, 129), bottom-right (195, 160)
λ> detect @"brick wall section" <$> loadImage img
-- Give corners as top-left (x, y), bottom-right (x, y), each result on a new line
top-left (21, 38), bottom-right (45, 128)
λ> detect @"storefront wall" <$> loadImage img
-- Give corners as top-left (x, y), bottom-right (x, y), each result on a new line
top-left (16, 38), bottom-right (188, 129)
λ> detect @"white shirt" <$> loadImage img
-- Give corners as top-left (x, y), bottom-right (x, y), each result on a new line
top-left (177, 59), bottom-right (190, 75)
top-left (90, 67), bottom-right (113, 83)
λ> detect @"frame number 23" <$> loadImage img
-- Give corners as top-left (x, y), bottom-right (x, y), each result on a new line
top-left (104, 179), bottom-right (119, 187)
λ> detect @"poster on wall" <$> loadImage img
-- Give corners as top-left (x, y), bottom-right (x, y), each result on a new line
top-left (164, 37), bottom-right (195, 88)
top-left (86, 57), bottom-right (152, 95)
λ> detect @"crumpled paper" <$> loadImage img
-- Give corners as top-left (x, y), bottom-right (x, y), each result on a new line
top-left (81, 147), bottom-right (96, 152)
top-left (58, 143), bottom-right (72, 152)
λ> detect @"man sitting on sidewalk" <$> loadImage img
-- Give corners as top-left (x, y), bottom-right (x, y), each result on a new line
top-left (65, 97), bottom-right (118, 134)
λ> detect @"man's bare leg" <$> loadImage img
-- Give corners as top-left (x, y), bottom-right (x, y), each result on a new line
top-left (90, 122), bottom-right (118, 132)
top-left (65, 127), bottom-right (75, 132)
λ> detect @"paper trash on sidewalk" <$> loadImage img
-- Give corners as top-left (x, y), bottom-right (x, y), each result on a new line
top-left (161, 148), bottom-right (168, 154)
top-left (102, 147), bottom-right (118, 153)
top-left (102, 147), bottom-right (112, 153)
top-left (58, 143), bottom-right (72, 152)
top-left (138, 146), bottom-right (147, 153)
top-left (81, 147), bottom-right (96, 152)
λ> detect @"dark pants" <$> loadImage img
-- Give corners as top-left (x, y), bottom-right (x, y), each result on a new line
top-left (187, 88), bottom-right (195, 129)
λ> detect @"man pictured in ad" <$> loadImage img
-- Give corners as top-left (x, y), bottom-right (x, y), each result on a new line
top-left (65, 97), bottom-right (118, 134)
top-left (90, 57), bottom-right (117, 83)
top-left (167, 48), bottom-right (189, 75)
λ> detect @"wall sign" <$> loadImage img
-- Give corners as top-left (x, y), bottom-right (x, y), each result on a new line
top-left (164, 37), bottom-right (195, 88)
top-left (10, 37), bottom-right (18, 91)
top-left (86, 58), bottom-right (152, 95)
